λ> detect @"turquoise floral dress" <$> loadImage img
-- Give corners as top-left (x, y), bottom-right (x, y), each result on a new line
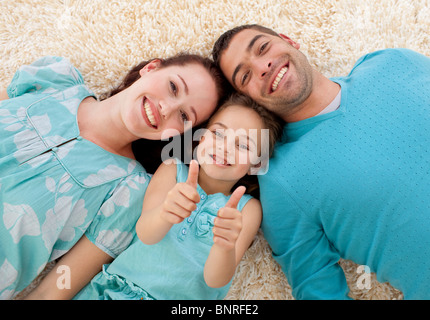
top-left (74, 160), bottom-right (253, 300)
top-left (0, 56), bottom-right (151, 299)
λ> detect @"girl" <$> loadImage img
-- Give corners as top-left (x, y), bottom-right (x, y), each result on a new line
top-left (0, 54), bottom-right (227, 299)
top-left (68, 93), bottom-right (284, 300)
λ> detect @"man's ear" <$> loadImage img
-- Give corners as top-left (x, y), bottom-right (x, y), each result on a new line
top-left (279, 33), bottom-right (300, 50)
top-left (139, 59), bottom-right (162, 76)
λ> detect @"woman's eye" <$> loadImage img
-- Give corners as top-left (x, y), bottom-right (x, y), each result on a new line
top-left (180, 110), bottom-right (189, 122)
top-left (170, 81), bottom-right (177, 95)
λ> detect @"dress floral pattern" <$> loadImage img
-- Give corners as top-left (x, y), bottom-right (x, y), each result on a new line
top-left (0, 56), bottom-right (151, 299)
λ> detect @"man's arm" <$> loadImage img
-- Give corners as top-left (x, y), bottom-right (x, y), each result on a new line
top-left (260, 177), bottom-right (351, 300)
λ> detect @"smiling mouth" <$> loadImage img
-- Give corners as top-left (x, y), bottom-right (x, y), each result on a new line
top-left (210, 154), bottom-right (230, 166)
top-left (271, 64), bottom-right (289, 92)
top-left (143, 99), bottom-right (158, 128)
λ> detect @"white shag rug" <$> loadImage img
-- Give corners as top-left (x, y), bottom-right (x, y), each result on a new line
top-left (2, 0), bottom-right (429, 300)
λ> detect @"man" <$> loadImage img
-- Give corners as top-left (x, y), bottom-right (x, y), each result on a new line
top-left (212, 24), bottom-right (430, 299)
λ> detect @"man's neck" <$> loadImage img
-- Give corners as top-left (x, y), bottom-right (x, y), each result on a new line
top-left (283, 72), bottom-right (341, 123)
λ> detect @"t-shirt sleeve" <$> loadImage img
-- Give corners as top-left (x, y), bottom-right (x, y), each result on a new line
top-left (6, 56), bottom-right (85, 98)
top-left (85, 172), bottom-right (151, 258)
top-left (237, 194), bottom-right (254, 212)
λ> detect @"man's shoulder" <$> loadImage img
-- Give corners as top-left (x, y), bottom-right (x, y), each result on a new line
top-left (258, 143), bottom-right (294, 189)
top-left (351, 48), bottom-right (426, 71)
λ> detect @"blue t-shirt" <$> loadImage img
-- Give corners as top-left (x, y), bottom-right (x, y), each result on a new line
top-left (259, 49), bottom-right (430, 299)
top-left (0, 57), bottom-right (151, 299)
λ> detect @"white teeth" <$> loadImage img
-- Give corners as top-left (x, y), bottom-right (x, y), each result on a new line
top-left (212, 154), bottom-right (228, 166)
top-left (271, 66), bottom-right (288, 92)
top-left (144, 100), bottom-right (156, 127)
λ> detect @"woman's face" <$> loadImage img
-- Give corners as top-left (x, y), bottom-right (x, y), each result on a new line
top-left (122, 60), bottom-right (218, 140)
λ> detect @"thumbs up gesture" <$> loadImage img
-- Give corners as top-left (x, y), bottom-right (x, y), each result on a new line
top-left (161, 160), bottom-right (201, 225)
top-left (213, 186), bottom-right (246, 250)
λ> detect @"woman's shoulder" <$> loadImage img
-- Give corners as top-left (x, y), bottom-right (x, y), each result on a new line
top-left (7, 56), bottom-right (88, 98)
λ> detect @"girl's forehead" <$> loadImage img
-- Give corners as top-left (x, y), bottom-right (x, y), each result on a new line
top-left (209, 105), bottom-right (263, 128)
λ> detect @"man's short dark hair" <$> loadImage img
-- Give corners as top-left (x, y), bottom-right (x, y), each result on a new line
top-left (212, 24), bottom-right (280, 67)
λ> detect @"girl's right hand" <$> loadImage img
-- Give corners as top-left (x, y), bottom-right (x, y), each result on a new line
top-left (160, 160), bottom-right (201, 224)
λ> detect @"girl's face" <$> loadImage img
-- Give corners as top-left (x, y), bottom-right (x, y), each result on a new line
top-left (122, 60), bottom-right (218, 140)
top-left (196, 105), bottom-right (264, 183)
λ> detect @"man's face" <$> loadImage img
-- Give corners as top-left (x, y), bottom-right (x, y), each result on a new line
top-left (219, 28), bottom-right (314, 119)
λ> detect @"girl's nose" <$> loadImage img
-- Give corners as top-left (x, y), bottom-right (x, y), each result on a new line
top-left (220, 132), bottom-right (235, 154)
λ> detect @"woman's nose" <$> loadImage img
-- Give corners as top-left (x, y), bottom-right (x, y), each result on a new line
top-left (159, 100), bottom-right (178, 119)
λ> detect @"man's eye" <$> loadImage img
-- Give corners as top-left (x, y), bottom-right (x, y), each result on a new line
top-left (259, 42), bottom-right (268, 54)
top-left (241, 72), bottom-right (249, 86)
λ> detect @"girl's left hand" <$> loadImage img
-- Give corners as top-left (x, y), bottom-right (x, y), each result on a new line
top-left (213, 186), bottom-right (246, 250)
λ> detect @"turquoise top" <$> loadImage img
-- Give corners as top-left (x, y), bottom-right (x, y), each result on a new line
top-left (259, 49), bottom-right (430, 299)
top-left (0, 56), bottom-right (151, 299)
top-left (74, 160), bottom-right (253, 300)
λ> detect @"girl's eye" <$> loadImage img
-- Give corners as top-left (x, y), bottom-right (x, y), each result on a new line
top-left (213, 130), bottom-right (224, 139)
top-left (170, 81), bottom-right (177, 95)
top-left (237, 142), bottom-right (249, 150)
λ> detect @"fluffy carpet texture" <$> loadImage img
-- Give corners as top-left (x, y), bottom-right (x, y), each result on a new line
top-left (2, 0), bottom-right (429, 300)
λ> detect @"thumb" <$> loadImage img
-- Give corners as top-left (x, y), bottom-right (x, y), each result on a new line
top-left (186, 159), bottom-right (199, 188)
top-left (225, 186), bottom-right (246, 209)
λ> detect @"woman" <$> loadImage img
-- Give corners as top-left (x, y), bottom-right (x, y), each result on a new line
top-left (0, 54), bottom-right (227, 299)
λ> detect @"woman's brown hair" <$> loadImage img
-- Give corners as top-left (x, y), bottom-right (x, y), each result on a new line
top-left (99, 53), bottom-right (230, 102)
